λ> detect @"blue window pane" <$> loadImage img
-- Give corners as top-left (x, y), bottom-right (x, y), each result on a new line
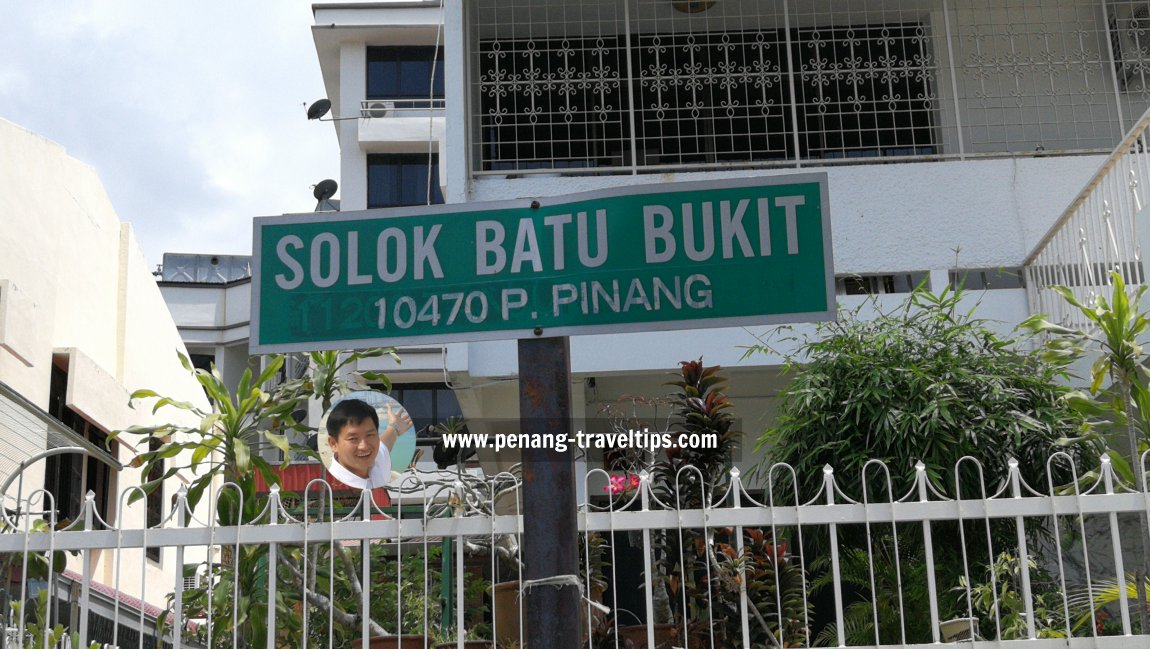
top-left (367, 154), bottom-right (444, 209)
top-left (400, 163), bottom-right (428, 205)
top-left (366, 59), bottom-right (400, 97)
top-left (367, 163), bottom-right (401, 208)
top-left (398, 60), bottom-right (431, 96)
top-left (366, 46), bottom-right (444, 99)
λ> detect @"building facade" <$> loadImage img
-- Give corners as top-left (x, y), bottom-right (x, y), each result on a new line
top-left (0, 117), bottom-right (210, 644)
top-left (298, 0), bottom-right (1150, 466)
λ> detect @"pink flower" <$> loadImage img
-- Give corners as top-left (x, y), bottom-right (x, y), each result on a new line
top-left (604, 473), bottom-right (641, 494)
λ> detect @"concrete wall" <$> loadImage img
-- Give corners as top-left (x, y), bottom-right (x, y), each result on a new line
top-left (451, 155), bottom-right (1094, 378)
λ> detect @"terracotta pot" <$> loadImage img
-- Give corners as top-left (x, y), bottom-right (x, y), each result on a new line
top-left (433, 642), bottom-right (494, 649)
top-left (617, 624), bottom-right (676, 649)
top-left (492, 581), bottom-right (523, 648)
top-left (492, 580), bottom-right (603, 646)
top-left (352, 635), bottom-right (428, 649)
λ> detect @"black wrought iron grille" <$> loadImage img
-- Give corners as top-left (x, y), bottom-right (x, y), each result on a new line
top-left (477, 24), bottom-right (937, 170)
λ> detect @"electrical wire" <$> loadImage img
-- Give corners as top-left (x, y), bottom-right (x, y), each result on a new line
top-left (427, 0), bottom-right (446, 205)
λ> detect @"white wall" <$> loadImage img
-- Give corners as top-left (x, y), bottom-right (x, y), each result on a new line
top-left (452, 154), bottom-right (1100, 377)
top-left (0, 118), bottom-right (211, 603)
top-left (468, 155), bottom-right (1102, 270)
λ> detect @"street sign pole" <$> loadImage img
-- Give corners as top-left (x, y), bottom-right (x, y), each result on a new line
top-left (519, 335), bottom-right (579, 649)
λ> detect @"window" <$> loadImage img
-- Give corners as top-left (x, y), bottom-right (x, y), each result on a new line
top-left (189, 353), bottom-right (213, 371)
top-left (949, 268), bottom-right (1026, 291)
top-left (367, 154), bottom-right (444, 208)
top-left (477, 24), bottom-right (936, 169)
top-left (44, 364), bottom-right (118, 528)
top-left (367, 46), bottom-right (445, 99)
top-left (478, 36), bottom-right (629, 169)
top-left (835, 272), bottom-right (927, 296)
top-left (88, 611), bottom-right (171, 649)
top-left (387, 384), bottom-right (463, 443)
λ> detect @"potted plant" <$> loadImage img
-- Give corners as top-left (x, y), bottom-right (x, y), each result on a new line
top-left (428, 562), bottom-right (493, 649)
top-left (617, 360), bottom-right (808, 649)
top-left (489, 531), bottom-right (610, 648)
top-left (430, 624), bottom-right (494, 649)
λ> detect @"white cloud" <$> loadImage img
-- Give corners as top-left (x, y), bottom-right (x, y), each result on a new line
top-left (0, 1), bottom-right (340, 267)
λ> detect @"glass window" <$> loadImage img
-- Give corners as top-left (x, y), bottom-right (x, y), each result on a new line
top-left (387, 384), bottom-right (464, 444)
top-left (45, 364), bottom-right (118, 529)
top-left (367, 46), bottom-right (445, 99)
top-left (367, 154), bottom-right (444, 208)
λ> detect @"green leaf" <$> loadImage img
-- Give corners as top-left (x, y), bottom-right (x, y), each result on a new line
top-left (191, 444), bottom-right (213, 466)
top-left (264, 432), bottom-right (290, 455)
top-left (237, 368), bottom-right (252, 405)
top-left (199, 413), bottom-right (222, 435)
top-left (152, 396), bottom-right (198, 414)
top-left (186, 478), bottom-right (210, 512)
top-left (1049, 285), bottom-right (1086, 310)
top-left (255, 355), bottom-right (285, 388)
top-left (234, 438), bottom-right (251, 474)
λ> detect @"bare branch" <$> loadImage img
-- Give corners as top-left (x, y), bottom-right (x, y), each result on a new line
top-left (277, 549), bottom-right (388, 636)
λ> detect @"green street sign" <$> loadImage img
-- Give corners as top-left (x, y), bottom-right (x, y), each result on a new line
top-left (251, 174), bottom-right (833, 352)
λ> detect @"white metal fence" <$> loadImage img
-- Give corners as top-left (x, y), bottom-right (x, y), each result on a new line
top-left (4, 453), bottom-right (1150, 649)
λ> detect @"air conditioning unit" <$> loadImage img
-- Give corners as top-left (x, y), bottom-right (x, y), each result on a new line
top-left (1109, 1), bottom-right (1150, 90)
top-left (183, 573), bottom-right (202, 590)
top-left (364, 101), bottom-right (395, 118)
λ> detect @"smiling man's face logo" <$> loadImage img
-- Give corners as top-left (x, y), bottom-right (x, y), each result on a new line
top-left (327, 416), bottom-right (380, 479)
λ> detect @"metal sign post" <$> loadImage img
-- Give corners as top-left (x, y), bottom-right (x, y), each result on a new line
top-left (518, 335), bottom-right (579, 649)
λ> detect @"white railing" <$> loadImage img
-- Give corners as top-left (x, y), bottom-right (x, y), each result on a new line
top-left (1024, 106), bottom-right (1150, 329)
top-left (360, 99), bottom-right (445, 119)
top-left (3, 454), bottom-right (1150, 649)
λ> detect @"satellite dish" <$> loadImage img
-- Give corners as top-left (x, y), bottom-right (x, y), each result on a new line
top-left (313, 179), bottom-right (338, 202)
top-left (306, 98), bottom-right (333, 120)
top-left (313, 179), bottom-right (340, 212)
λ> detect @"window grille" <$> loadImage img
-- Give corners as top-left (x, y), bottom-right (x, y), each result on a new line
top-left (834, 272), bottom-right (927, 296)
top-left (470, 0), bottom-right (1150, 174)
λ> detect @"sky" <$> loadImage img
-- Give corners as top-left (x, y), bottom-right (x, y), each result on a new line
top-left (1, 1), bottom-right (341, 269)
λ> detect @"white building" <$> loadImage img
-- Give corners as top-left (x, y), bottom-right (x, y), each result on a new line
top-left (294, 0), bottom-right (1149, 453)
top-left (143, 6), bottom-right (1150, 637)
top-left (0, 117), bottom-right (210, 645)
top-left (158, 1), bottom-right (1150, 478)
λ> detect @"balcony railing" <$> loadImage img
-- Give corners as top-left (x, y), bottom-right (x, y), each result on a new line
top-left (1024, 104), bottom-right (1150, 329)
top-left (3, 453), bottom-right (1150, 649)
top-left (360, 99), bottom-right (446, 119)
